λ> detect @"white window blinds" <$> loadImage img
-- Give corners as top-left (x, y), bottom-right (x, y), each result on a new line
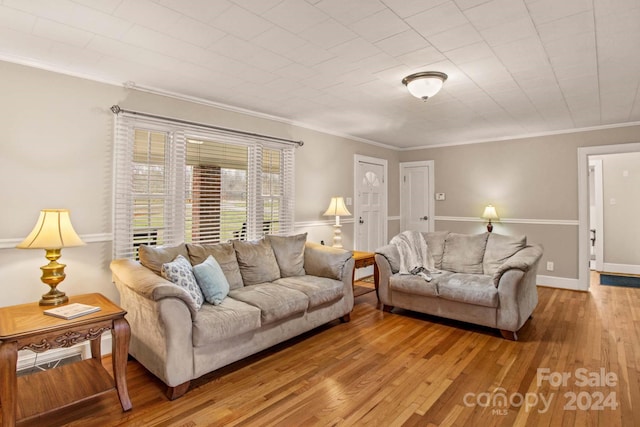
top-left (113, 114), bottom-right (296, 260)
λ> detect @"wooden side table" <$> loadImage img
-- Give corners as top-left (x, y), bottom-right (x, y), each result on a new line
top-left (0, 293), bottom-right (131, 426)
top-left (352, 251), bottom-right (375, 271)
top-left (352, 251), bottom-right (378, 299)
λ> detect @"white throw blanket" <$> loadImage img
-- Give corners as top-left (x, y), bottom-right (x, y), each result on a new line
top-left (390, 230), bottom-right (434, 281)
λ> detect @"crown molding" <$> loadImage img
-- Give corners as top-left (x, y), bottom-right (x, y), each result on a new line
top-left (122, 82), bottom-right (398, 150)
top-left (3, 54), bottom-right (639, 153)
top-left (400, 121), bottom-right (640, 151)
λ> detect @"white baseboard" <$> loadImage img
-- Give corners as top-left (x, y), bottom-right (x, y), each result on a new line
top-left (537, 275), bottom-right (582, 291)
top-left (17, 333), bottom-right (113, 371)
top-left (602, 263), bottom-right (640, 275)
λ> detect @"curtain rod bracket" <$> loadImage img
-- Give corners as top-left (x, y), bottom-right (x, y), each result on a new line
top-left (109, 104), bottom-right (303, 147)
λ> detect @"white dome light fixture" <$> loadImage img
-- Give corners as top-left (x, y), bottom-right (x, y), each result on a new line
top-left (402, 71), bottom-right (448, 100)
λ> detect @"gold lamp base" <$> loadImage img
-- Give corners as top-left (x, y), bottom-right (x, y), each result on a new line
top-left (39, 248), bottom-right (69, 306)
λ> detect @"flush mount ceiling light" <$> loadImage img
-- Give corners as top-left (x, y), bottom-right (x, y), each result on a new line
top-left (402, 71), bottom-right (448, 100)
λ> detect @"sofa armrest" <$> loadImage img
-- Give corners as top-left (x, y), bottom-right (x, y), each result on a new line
top-left (303, 242), bottom-right (353, 281)
top-left (492, 244), bottom-right (543, 287)
top-left (111, 259), bottom-right (195, 388)
top-left (110, 258), bottom-right (198, 319)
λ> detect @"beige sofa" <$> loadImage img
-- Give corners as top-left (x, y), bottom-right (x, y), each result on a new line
top-left (375, 231), bottom-right (543, 340)
top-left (110, 234), bottom-right (354, 399)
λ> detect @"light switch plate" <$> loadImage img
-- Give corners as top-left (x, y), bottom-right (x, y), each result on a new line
top-left (435, 193), bottom-right (446, 201)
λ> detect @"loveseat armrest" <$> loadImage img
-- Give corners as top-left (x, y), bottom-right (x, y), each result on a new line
top-left (375, 244), bottom-right (400, 274)
top-left (495, 244), bottom-right (543, 334)
top-left (110, 258), bottom-right (198, 319)
top-left (303, 242), bottom-right (353, 281)
top-left (492, 244), bottom-right (544, 287)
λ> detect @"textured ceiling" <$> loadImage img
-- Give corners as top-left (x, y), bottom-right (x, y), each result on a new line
top-left (1, 0), bottom-right (639, 149)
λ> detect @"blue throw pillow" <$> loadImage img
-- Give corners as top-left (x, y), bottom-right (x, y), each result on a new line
top-left (193, 255), bottom-right (230, 305)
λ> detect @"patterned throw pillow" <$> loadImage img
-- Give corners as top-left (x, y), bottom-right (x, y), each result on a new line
top-left (161, 255), bottom-right (204, 310)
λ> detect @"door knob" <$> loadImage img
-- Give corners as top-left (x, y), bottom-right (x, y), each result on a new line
top-left (359, 217), bottom-right (364, 224)
top-left (420, 216), bottom-right (428, 220)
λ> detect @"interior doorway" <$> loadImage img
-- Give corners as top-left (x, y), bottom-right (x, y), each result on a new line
top-left (578, 142), bottom-right (640, 290)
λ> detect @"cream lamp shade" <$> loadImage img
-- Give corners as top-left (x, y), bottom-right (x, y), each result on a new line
top-left (17, 209), bottom-right (85, 249)
top-left (323, 197), bottom-right (351, 248)
top-left (17, 209), bottom-right (85, 305)
top-left (481, 205), bottom-right (499, 232)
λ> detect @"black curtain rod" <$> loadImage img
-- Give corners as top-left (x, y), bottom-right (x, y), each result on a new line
top-left (110, 105), bottom-right (304, 147)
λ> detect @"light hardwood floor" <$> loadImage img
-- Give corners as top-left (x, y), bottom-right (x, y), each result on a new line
top-left (15, 273), bottom-right (640, 426)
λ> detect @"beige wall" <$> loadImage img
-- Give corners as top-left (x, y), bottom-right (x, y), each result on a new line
top-left (0, 61), bottom-right (397, 306)
top-left (3, 60), bottom-right (639, 306)
top-left (400, 126), bottom-right (640, 282)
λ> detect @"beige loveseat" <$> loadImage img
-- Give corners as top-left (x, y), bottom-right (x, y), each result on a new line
top-left (375, 231), bottom-right (543, 340)
top-left (110, 234), bottom-right (354, 399)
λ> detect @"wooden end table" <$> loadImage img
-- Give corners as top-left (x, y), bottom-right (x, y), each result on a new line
top-left (0, 293), bottom-right (131, 426)
top-left (352, 251), bottom-right (378, 299)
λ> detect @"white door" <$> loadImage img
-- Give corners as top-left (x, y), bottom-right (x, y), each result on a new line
top-left (355, 156), bottom-right (387, 252)
top-left (400, 161), bottom-right (434, 233)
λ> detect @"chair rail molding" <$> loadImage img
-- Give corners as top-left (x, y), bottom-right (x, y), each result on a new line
top-left (0, 233), bottom-right (113, 249)
top-left (434, 216), bottom-right (579, 226)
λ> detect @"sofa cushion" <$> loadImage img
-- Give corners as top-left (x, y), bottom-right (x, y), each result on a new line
top-left (139, 243), bottom-right (188, 275)
top-left (160, 255), bottom-right (204, 310)
top-left (192, 255), bottom-right (230, 305)
top-left (233, 239), bottom-right (281, 286)
top-left (304, 242), bottom-right (351, 280)
top-left (422, 231), bottom-right (450, 270)
top-left (441, 232), bottom-right (489, 274)
top-left (266, 233), bottom-right (307, 277)
top-left (228, 283), bottom-right (309, 324)
top-left (389, 273), bottom-right (439, 297)
top-left (186, 243), bottom-right (244, 290)
top-left (274, 275), bottom-right (344, 308)
top-left (437, 273), bottom-right (498, 308)
top-left (192, 297), bottom-right (261, 347)
top-left (483, 233), bottom-right (527, 275)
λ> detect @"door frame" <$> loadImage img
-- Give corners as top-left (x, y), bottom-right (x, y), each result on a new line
top-left (353, 154), bottom-right (388, 251)
top-left (578, 142), bottom-right (640, 290)
top-left (588, 159), bottom-right (604, 271)
top-left (399, 160), bottom-right (435, 233)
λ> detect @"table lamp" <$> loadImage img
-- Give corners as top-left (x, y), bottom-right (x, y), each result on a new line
top-left (323, 197), bottom-right (351, 248)
top-left (17, 209), bottom-right (86, 305)
top-left (481, 204), bottom-right (499, 232)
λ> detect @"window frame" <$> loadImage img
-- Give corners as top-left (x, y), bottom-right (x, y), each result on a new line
top-left (113, 114), bottom-right (296, 259)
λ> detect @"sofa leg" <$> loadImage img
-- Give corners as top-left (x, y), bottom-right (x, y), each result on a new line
top-left (166, 381), bottom-right (191, 400)
top-left (500, 330), bottom-right (518, 341)
top-left (340, 313), bottom-right (351, 323)
top-left (382, 304), bottom-right (394, 313)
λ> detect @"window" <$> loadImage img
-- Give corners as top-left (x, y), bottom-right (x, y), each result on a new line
top-left (113, 114), bottom-right (295, 259)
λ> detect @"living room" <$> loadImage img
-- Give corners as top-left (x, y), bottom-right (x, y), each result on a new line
top-left (1, 1), bottom-right (639, 426)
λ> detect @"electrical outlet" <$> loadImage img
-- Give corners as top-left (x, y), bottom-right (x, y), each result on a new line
top-left (546, 261), bottom-right (554, 271)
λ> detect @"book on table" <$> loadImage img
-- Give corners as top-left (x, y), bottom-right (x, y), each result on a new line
top-left (44, 303), bottom-right (101, 320)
